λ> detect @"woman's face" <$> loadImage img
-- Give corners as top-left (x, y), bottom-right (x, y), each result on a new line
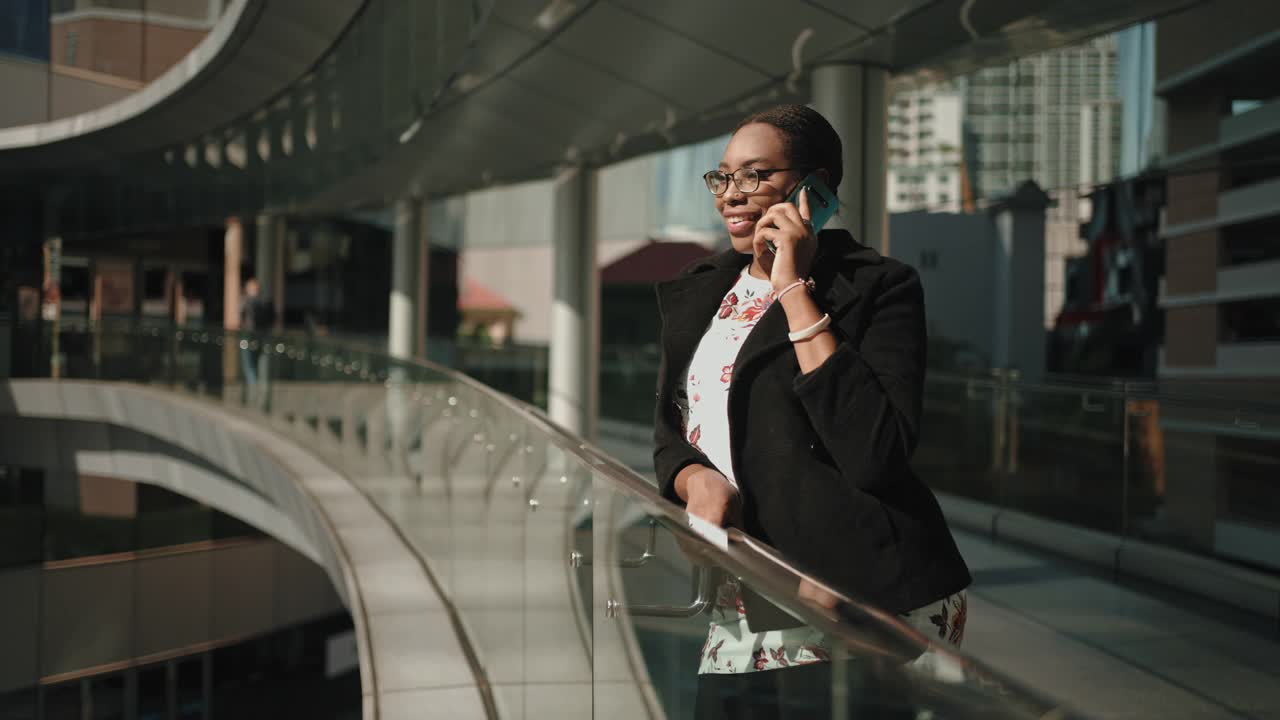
top-left (715, 122), bottom-right (806, 253)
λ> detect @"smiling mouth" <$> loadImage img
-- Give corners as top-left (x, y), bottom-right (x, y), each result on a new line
top-left (725, 215), bottom-right (758, 229)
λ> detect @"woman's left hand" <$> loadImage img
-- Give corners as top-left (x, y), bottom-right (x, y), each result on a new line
top-left (753, 188), bottom-right (818, 291)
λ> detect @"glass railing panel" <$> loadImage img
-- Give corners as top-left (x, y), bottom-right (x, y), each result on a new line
top-left (503, 422), bottom-right (594, 717)
top-left (591, 479), bottom-right (672, 718)
top-left (590, 467), bottom-right (1074, 720)
top-left (916, 374), bottom-right (1003, 504)
top-left (242, 340), bottom-right (595, 718)
top-left (598, 344), bottom-right (660, 426)
top-left (1131, 393), bottom-right (1280, 570)
top-left (1003, 384), bottom-right (1126, 532)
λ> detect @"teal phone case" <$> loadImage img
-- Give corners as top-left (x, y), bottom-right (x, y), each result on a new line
top-left (788, 173), bottom-right (838, 233)
top-left (765, 174), bottom-right (839, 254)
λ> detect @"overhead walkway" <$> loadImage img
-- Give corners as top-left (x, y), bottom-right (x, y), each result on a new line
top-left (14, 321), bottom-right (1083, 719)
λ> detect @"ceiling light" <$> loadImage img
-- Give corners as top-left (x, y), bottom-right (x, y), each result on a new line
top-left (534, 0), bottom-right (576, 31)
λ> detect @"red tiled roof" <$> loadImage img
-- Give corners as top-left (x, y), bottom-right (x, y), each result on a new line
top-left (601, 241), bottom-right (715, 285)
top-left (458, 277), bottom-right (515, 311)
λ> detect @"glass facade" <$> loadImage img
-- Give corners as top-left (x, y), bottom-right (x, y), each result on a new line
top-left (0, 460), bottom-right (265, 567)
top-left (0, 613), bottom-right (358, 720)
top-left (0, 0), bottom-right (226, 129)
top-left (0, 0), bottom-right (51, 61)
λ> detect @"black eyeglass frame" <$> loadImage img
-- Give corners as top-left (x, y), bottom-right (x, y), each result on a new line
top-left (702, 167), bottom-right (811, 195)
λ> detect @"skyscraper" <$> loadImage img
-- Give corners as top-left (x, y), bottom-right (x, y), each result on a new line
top-left (965, 34), bottom-right (1122, 200)
top-left (886, 84), bottom-right (964, 213)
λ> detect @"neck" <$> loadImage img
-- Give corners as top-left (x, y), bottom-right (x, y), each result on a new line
top-left (747, 254), bottom-right (772, 281)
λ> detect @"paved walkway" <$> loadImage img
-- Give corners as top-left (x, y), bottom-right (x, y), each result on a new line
top-left (596, 427), bottom-right (1280, 720)
top-left (959, 530), bottom-right (1280, 719)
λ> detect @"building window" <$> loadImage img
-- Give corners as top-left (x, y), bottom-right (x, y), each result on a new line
top-left (1221, 297), bottom-right (1280, 343)
top-left (937, 173), bottom-right (950, 184)
top-left (938, 193), bottom-right (950, 204)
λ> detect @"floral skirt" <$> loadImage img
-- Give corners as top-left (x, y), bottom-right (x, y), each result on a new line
top-left (698, 577), bottom-right (967, 675)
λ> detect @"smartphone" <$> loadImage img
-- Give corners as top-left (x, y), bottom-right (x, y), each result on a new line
top-left (765, 173), bottom-right (839, 253)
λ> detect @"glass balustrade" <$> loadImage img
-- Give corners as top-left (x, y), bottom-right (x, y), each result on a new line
top-left (18, 319), bottom-right (1084, 718)
top-left (919, 371), bottom-right (1280, 572)
top-left (593, 343), bottom-right (1280, 575)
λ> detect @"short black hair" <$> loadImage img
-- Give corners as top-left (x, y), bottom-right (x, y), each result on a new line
top-left (735, 104), bottom-right (843, 194)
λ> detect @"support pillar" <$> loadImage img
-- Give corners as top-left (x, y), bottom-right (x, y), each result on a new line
top-left (987, 181), bottom-right (1049, 379)
top-left (811, 64), bottom-right (889, 254)
top-left (388, 197), bottom-right (426, 360)
top-left (388, 197), bottom-right (428, 474)
top-left (548, 165), bottom-right (599, 439)
top-left (222, 217), bottom-right (242, 385)
top-left (254, 214), bottom-right (284, 332)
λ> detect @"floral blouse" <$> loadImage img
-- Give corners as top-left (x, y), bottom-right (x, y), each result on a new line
top-left (680, 265), bottom-right (968, 674)
top-left (679, 265), bottom-right (775, 491)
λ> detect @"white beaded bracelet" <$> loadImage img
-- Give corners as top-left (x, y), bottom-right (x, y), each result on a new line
top-left (788, 313), bottom-right (832, 342)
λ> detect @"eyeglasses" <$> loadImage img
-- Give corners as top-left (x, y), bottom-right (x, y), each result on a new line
top-left (702, 167), bottom-right (809, 195)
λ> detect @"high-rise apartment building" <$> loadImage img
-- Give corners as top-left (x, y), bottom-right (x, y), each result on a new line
top-left (1157, 1), bottom-right (1280, 388)
top-left (957, 35), bottom-right (1124, 329)
top-left (886, 86), bottom-right (964, 213)
top-left (965, 35), bottom-right (1122, 200)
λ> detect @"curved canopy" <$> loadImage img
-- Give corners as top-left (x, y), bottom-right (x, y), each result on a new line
top-left (0, 0), bottom-right (364, 170)
top-left (313, 0), bottom-right (1204, 206)
top-left (2, 0), bottom-right (1202, 228)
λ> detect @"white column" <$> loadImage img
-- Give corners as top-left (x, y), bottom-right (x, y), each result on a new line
top-left (548, 165), bottom-right (599, 439)
top-left (223, 218), bottom-right (243, 391)
top-left (811, 63), bottom-right (889, 254)
top-left (388, 197), bottom-right (422, 360)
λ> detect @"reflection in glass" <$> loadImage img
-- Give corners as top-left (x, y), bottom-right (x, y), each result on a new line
top-left (0, 687), bottom-right (38, 720)
top-left (136, 663), bottom-right (167, 720)
top-left (0, 465), bottom-right (44, 568)
top-left (86, 673), bottom-right (127, 720)
top-left (176, 656), bottom-right (207, 720)
top-left (41, 680), bottom-right (81, 720)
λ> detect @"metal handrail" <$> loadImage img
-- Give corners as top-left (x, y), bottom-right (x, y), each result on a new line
top-left (608, 565), bottom-right (714, 619)
top-left (927, 368), bottom-right (1280, 415)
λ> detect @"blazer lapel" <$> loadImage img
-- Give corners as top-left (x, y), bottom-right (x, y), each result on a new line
top-left (655, 255), bottom-right (748, 375)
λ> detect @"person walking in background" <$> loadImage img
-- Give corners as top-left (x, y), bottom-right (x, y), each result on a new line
top-left (238, 277), bottom-right (269, 389)
top-left (652, 104), bottom-right (971, 718)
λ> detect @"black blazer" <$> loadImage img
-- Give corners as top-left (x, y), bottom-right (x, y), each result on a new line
top-left (653, 229), bottom-right (970, 621)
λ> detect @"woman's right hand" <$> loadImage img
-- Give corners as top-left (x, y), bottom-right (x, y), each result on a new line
top-left (678, 466), bottom-right (740, 528)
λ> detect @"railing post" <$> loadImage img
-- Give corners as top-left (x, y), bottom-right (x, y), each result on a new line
top-left (990, 369), bottom-right (1009, 507)
top-left (1006, 369), bottom-right (1020, 476)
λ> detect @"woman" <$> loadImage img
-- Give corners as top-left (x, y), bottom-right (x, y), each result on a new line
top-left (652, 105), bottom-right (971, 717)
